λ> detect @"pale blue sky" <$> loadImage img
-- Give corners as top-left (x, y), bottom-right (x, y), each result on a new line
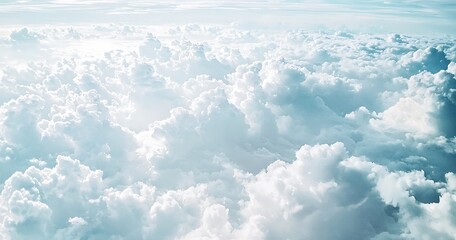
top-left (1, 0), bottom-right (455, 34)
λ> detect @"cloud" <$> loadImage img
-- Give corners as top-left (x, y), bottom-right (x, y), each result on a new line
top-left (0, 24), bottom-right (455, 239)
top-left (9, 28), bottom-right (43, 44)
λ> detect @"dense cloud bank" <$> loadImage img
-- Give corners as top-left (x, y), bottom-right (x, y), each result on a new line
top-left (0, 25), bottom-right (455, 239)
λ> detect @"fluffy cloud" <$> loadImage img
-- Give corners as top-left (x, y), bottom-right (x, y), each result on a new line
top-left (0, 24), bottom-right (455, 239)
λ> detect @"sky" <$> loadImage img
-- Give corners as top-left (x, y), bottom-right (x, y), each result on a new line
top-left (0, 0), bottom-right (455, 34)
top-left (0, 1), bottom-right (456, 240)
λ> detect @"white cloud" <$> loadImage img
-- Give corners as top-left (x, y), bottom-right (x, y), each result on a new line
top-left (0, 24), bottom-right (455, 239)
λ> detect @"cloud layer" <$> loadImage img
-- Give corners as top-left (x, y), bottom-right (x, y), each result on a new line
top-left (0, 25), bottom-right (455, 239)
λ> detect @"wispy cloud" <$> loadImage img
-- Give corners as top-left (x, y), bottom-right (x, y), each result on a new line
top-left (1, 0), bottom-right (455, 34)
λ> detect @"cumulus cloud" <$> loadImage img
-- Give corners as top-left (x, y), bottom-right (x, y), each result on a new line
top-left (0, 24), bottom-right (455, 240)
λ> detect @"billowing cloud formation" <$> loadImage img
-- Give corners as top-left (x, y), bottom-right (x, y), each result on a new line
top-left (0, 25), bottom-right (455, 239)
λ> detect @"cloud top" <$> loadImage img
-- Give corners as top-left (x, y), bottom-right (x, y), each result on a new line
top-left (0, 24), bottom-right (455, 239)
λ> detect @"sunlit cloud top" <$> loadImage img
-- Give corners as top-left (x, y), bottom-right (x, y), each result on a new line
top-left (1, 0), bottom-right (456, 238)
